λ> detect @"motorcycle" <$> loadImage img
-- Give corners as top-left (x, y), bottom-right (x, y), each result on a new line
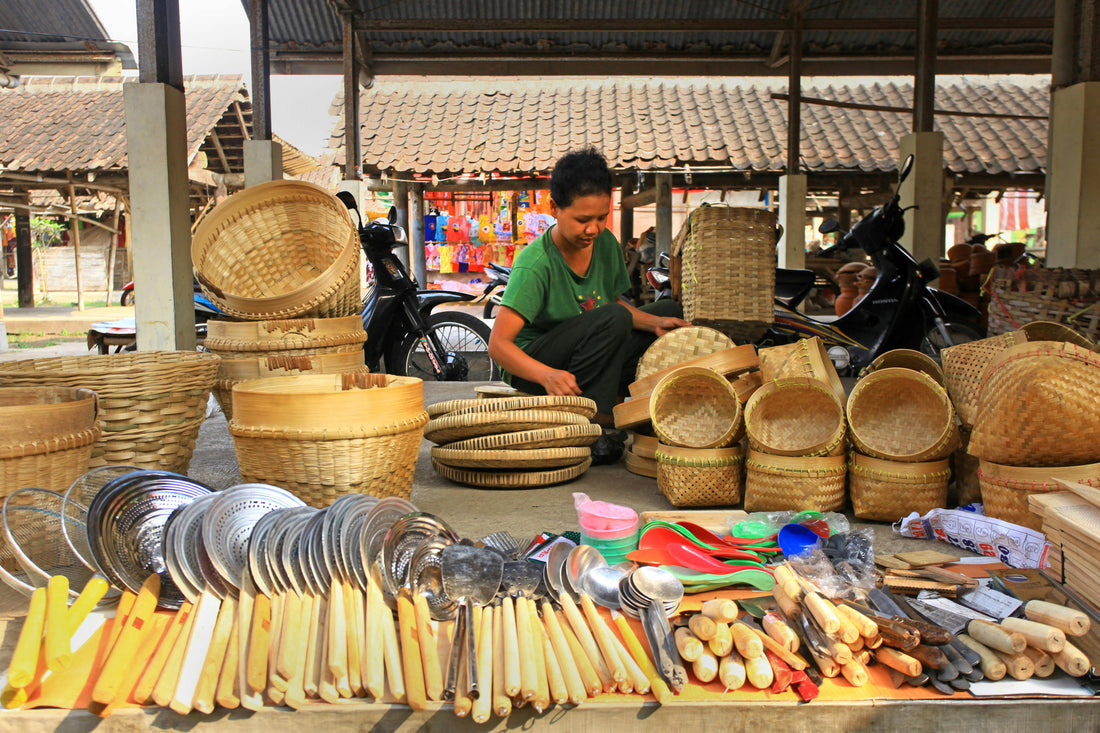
top-left (479, 261), bottom-right (511, 319)
top-left (116, 277), bottom-right (222, 322)
top-left (337, 193), bottom-right (496, 380)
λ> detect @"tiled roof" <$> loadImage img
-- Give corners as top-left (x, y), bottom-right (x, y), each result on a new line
top-left (328, 76), bottom-right (1049, 178)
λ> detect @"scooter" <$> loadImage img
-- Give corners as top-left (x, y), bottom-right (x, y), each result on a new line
top-left (116, 277), bottom-right (222, 322)
top-left (479, 261), bottom-right (511, 319)
top-left (336, 193), bottom-right (496, 381)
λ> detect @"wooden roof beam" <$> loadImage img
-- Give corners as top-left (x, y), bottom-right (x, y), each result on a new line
top-left (208, 128), bottom-right (232, 172)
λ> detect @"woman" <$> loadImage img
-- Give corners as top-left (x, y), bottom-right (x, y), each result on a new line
top-left (488, 148), bottom-right (688, 462)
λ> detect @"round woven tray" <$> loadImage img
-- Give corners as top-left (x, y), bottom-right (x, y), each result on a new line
top-left (655, 444), bottom-right (744, 508)
top-left (431, 457), bottom-right (592, 488)
top-left (612, 396), bottom-right (650, 430)
top-left (861, 348), bottom-right (945, 387)
top-left (941, 331), bottom-right (1026, 429)
top-left (650, 366), bottom-right (742, 449)
top-left (624, 449), bottom-right (658, 478)
top-left (631, 432), bottom-right (659, 459)
top-left (744, 377), bottom-right (846, 457)
top-left (847, 367), bottom-right (958, 462)
top-left (424, 408), bottom-right (590, 445)
top-left (768, 337), bottom-right (846, 405)
top-left (743, 449), bottom-right (847, 513)
top-left (635, 326), bottom-right (735, 379)
top-left (628, 344), bottom-right (758, 398)
top-left (204, 316), bottom-right (368, 354)
top-left (848, 452), bottom-right (950, 522)
top-left (444, 423), bottom-right (601, 451)
top-left (427, 395), bottom-right (597, 420)
top-left (475, 385), bottom-right (532, 399)
top-left (977, 459), bottom-right (1100, 532)
top-left (431, 445), bottom-right (591, 469)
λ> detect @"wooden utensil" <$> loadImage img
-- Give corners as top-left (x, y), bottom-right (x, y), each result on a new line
top-left (92, 573), bottom-right (161, 706)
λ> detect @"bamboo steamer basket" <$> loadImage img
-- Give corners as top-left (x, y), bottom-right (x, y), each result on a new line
top-left (767, 337), bottom-right (846, 405)
top-left (744, 450), bottom-right (847, 512)
top-left (204, 316), bottom-right (368, 357)
top-left (625, 449), bottom-right (659, 478)
top-left (0, 387), bottom-right (100, 495)
top-left (861, 348), bottom-right (945, 387)
top-left (941, 331), bottom-right (1026, 429)
top-left (848, 452), bottom-right (951, 521)
top-left (635, 326), bottom-right (735, 379)
top-left (744, 377), bottom-right (846, 457)
top-left (758, 341), bottom-right (802, 383)
top-left (613, 396), bottom-right (650, 430)
top-left (628, 344), bottom-right (758, 398)
top-left (977, 459), bottom-right (1100, 531)
top-left (655, 443), bottom-right (744, 507)
top-left (847, 367), bottom-right (959, 462)
top-left (191, 180), bottom-right (361, 320)
top-left (649, 366), bottom-right (743, 449)
top-left (969, 342), bottom-right (1100, 467)
top-left (0, 351), bottom-right (218, 473)
top-left (213, 350), bottom-right (369, 420)
top-left (229, 372), bottom-right (427, 506)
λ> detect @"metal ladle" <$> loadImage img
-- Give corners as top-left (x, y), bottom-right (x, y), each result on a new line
top-left (619, 566), bottom-right (686, 692)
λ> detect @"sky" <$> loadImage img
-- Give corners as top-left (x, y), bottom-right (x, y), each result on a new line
top-left (87, 0), bottom-right (341, 157)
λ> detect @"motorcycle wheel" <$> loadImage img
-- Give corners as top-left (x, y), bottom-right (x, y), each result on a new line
top-left (920, 321), bottom-right (983, 361)
top-left (392, 310), bottom-right (497, 381)
top-left (121, 289), bottom-right (135, 307)
top-left (483, 296), bottom-right (500, 320)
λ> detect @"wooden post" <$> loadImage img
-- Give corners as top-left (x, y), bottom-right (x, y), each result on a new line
top-left (14, 198), bottom-right (33, 308)
top-left (107, 198), bottom-right (121, 305)
top-left (66, 176), bottom-right (85, 311)
top-left (914, 0), bottom-right (938, 133)
top-left (787, 12), bottom-right (803, 174)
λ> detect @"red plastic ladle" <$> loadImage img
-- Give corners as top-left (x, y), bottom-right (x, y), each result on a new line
top-left (640, 526), bottom-right (765, 562)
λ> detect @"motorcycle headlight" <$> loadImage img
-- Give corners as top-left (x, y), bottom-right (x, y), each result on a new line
top-left (827, 346), bottom-right (852, 372)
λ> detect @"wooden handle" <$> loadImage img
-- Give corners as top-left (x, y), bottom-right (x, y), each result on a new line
top-left (305, 593), bottom-right (325, 699)
top-left (265, 592), bottom-right (285, 696)
top-left (560, 610), bottom-right (602, 696)
top-left (281, 593), bottom-right (310, 710)
top-left (363, 576), bottom-right (385, 700)
top-left (192, 593), bottom-right (237, 714)
top-left (471, 603), bottom-right (494, 724)
top-left (453, 626), bottom-right (473, 718)
top-left (999, 616), bottom-right (1067, 653)
top-left (762, 612), bottom-right (800, 653)
top-left (92, 574), bottom-right (161, 706)
top-left (514, 596), bottom-right (538, 701)
top-left (967, 619), bottom-right (1026, 654)
top-left (7, 587), bottom-right (47, 689)
top-left (538, 613), bottom-right (567, 705)
top-left (719, 649), bottom-right (746, 690)
top-left (560, 593), bottom-right (612, 690)
top-left (492, 604), bottom-right (511, 718)
top-left (580, 594), bottom-right (627, 686)
top-left (378, 590), bottom-right (405, 702)
top-left (674, 627), bottom-right (703, 662)
top-left (344, 581), bottom-right (364, 697)
top-left (688, 614), bottom-right (717, 640)
top-left (803, 592), bottom-right (840, 635)
top-left (772, 583), bottom-right (801, 619)
top-left (873, 647), bottom-right (921, 677)
top-left (134, 602), bottom-right (192, 704)
top-left (275, 590), bottom-right (302, 682)
top-left (1023, 645), bottom-right (1055, 678)
top-left (956, 634), bottom-right (1006, 681)
top-left (214, 610), bottom-right (241, 709)
top-left (836, 603), bottom-right (879, 639)
top-left (730, 621), bottom-right (763, 659)
top-left (612, 612), bottom-right (672, 704)
top-left (840, 657), bottom-right (869, 687)
top-left (153, 600), bottom-right (199, 707)
top-left (829, 603), bottom-right (860, 645)
top-left (236, 573), bottom-right (263, 711)
top-left (707, 621), bottom-right (733, 657)
top-left (1024, 599), bottom-right (1091, 636)
top-left (541, 600), bottom-right (586, 705)
top-left (1053, 640), bottom-right (1091, 677)
top-left (500, 596), bottom-right (521, 697)
top-left (609, 625), bottom-right (649, 695)
top-left (246, 593), bottom-right (271, 694)
top-left (692, 649), bottom-right (719, 683)
top-left (327, 578), bottom-right (348, 685)
top-left (772, 564), bottom-right (802, 600)
top-left (745, 624), bottom-right (808, 670)
top-left (744, 651), bottom-right (773, 689)
top-left (414, 591), bottom-right (444, 701)
top-left (908, 644), bottom-right (949, 670)
top-left (317, 595), bottom-right (340, 704)
top-left (66, 576), bottom-right (109, 636)
top-left (701, 598), bottom-right (739, 623)
top-left (44, 575), bottom-right (71, 672)
top-left (991, 647), bottom-right (1035, 680)
top-left (397, 591), bottom-right (427, 711)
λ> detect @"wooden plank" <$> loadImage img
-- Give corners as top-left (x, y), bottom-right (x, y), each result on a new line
top-left (874, 554), bottom-right (912, 570)
top-left (881, 576), bottom-right (956, 596)
top-left (639, 510), bottom-right (748, 536)
top-left (893, 550), bottom-right (961, 568)
top-left (1052, 478), bottom-right (1100, 511)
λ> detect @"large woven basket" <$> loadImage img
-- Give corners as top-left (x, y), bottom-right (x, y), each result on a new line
top-left (204, 316), bottom-right (368, 358)
top-left (649, 366), bottom-right (742, 448)
top-left (655, 444), bottom-right (743, 507)
top-left (0, 387), bottom-right (100, 495)
top-left (213, 350), bottom-right (369, 420)
top-left (987, 265), bottom-right (1100, 343)
top-left (0, 352), bottom-right (219, 472)
top-left (848, 452), bottom-right (950, 522)
top-left (969, 341), bottom-right (1100, 467)
top-left (229, 372), bottom-right (426, 506)
top-left (847, 367), bottom-right (958, 462)
top-left (977, 459), bottom-right (1100, 531)
top-left (744, 377), bottom-right (846, 457)
top-left (635, 326), bottom-right (735, 379)
top-left (941, 331), bottom-right (1026, 429)
top-left (191, 180), bottom-right (360, 320)
top-left (744, 450), bottom-right (847, 512)
top-left (764, 337), bottom-right (846, 405)
top-left (861, 348), bottom-right (945, 387)
top-left (1018, 320), bottom-right (1096, 350)
top-left (672, 205), bottom-right (777, 341)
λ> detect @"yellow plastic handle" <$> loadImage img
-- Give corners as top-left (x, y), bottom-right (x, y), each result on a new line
top-left (91, 574), bottom-right (161, 705)
top-left (67, 577), bottom-right (109, 636)
top-left (44, 575), bottom-right (71, 672)
top-left (7, 588), bottom-right (47, 689)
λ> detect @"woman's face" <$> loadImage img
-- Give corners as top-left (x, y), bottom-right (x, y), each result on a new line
top-left (550, 192), bottom-right (611, 251)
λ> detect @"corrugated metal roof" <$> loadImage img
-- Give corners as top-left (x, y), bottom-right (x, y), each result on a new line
top-left (0, 0), bottom-right (108, 44)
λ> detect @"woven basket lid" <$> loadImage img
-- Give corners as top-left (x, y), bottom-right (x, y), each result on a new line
top-left (431, 457), bottom-right (592, 488)
top-left (772, 337), bottom-right (847, 406)
top-left (624, 450), bottom-right (658, 478)
top-left (636, 326), bottom-right (735, 380)
top-left (631, 432), bottom-right (659, 459)
top-left (444, 423), bottom-right (601, 451)
top-left (629, 344), bottom-right (758, 398)
top-left (431, 445), bottom-right (591, 469)
top-left (424, 408), bottom-right (590, 445)
top-left (862, 348), bottom-right (945, 387)
top-left (612, 396), bottom-right (651, 430)
top-left (427, 395), bottom-right (596, 420)
top-left (475, 384), bottom-right (534, 399)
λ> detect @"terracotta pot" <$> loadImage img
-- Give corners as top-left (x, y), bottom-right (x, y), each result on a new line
top-left (937, 263), bottom-right (958, 295)
top-left (969, 246), bottom-right (996, 277)
top-left (835, 287), bottom-right (858, 316)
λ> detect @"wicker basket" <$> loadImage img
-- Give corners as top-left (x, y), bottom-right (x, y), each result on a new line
top-left (229, 372), bottom-right (427, 506)
top-left (847, 367), bottom-right (958, 462)
top-left (1019, 320), bottom-right (1096, 350)
top-left (977, 459), bottom-right (1100, 531)
top-left (758, 342), bottom-right (802, 383)
top-left (731, 371), bottom-right (763, 404)
top-left (0, 352), bottom-right (219, 472)
top-left (636, 326), bottom-right (735, 379)
top-left (941, 331), bottom-right (1025, 430)
top-left (848, 452), bottom-right (951, 521)
top-left (213, 350), bottom-right (369, 420)
top-left (766, 337), bottom-right (846, 405)
top-left (649, 366), bottom-right (742, 448)
top-left (952, 427), bottom-right (982, 507)
top-left (672, 205), bottom-right (777, 341)
top-left (861, 348), bottom-right (945, 387)
top-left (191, 180), bottom-right (360, 320)
top-left (987, 264), bottom-right (1100, 343)
top-left (744, 377), bottom-right (846, 457)
top-left (969, 341), bottom-right (1100, 467)
top-left (744, 449), bottom-right (847, 512)
top-left (204, 316), bottom-right (367, 357)
top-left (655, 444), bottom-right (744, 507)
top-left (0, 387), bottom-right (100, 495)
top-left (625, 449), bottom-right (659, 478)
top-left (631, 432), bottom-right (659, 460)
top-left (628, 345), bottom-right (758, 398)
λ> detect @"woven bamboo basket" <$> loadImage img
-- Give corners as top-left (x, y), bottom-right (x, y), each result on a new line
top-left (655, 443), bottom-right (744, 507)
top-left (987, 265), bottom-right (1100, 343)
top-left (952, 427), bottom-right (982, 507)
top-left (941, 331), bottom-right (1026, 429)
top-left (767, 337), bottom-right (846, 405)
top-left (977, 459), bottom-right (1100, 531)
top-left (213, 350), bottom-right (369, 420)
top-left (0, 387), bottom-right (100, 495)
top-left (861, 348), bottom-right (945, 387)
top-left (625, 449), bottom-right (659, 478)
top-left (649, 366), bottom-right (742, 449)
top-left (0, 352), bottom-right (218, 472)
top-left (191, 180), bottom-right (360, 320)
top-left (1019, 320), bottom-right (1096, 350)
top-left (731, 371), bottom-right (763, 404)
top-left (229, 372), bottom-right (426, 506)
top-left (631, 432), bottom-right (659, 460)
top-left (635, 326), bottom-right (735, 379)
top-left (672, 205), bottom-right (777, 341)
top-left (428, 395), bottom-right (596, 420)
top-left (431, 458), bottom-right (591, 489)
top-left (628, 345), bottom-right (758, 398)
top-left (969, 341), bottom-right (1100, 467)
top-left (758, 341), bottom-right (802, 383)
top-left (744, 377), bottom-right (846, 457)
top-left (848, 452), bottom-right (951, 521)
top-left (744, 450), bottom-right (847, 512)
top-left (847, 367), bottom-right (958, 462)
top-left (204, 316), bottom-right (368, 357)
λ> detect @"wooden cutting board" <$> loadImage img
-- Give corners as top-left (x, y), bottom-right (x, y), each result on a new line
top-left (639, 509), bottom-right (749, 535)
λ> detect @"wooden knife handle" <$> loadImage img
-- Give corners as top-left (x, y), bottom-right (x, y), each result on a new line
top-left (873, 647), bottom-right (922, 677)
top-left (538, 612), bottom-right (567, 705)
top-left (92, 574), bottom-right (161, 706)
top-left (192, 593), bottom-right (237, 714)
top-left (414, 591), bottom-right (444, 701)
top-left (762, 612), bottom-right (799, 652)
top-left (44, 575), bottom-right (71, 672)
top-left (891, 615), bottom-right (952, 646)
top-left (560, 593), bottom-right (612, 690)
top-left (397, 591), bottom-right (427, 711)
top-left (246, 593), bottom-right (271, 694)
top-left (134, 602), bottom-right (192, 704)
top-left (541, 600), bottom-right (586, 705)
top-left (999, 616), bottom-right (1067, 653)
top-left (967, 619), bottom-right (1026, 654)
top-left (7, 588), bottom-right (47, 689)
top-left (580, 594), bottom-right (627, 685)
top-left (802, 592), bottom-right (840, 635)
top-left (471, 603), bottom-right (494, 724)
top-left (1024, 599), bottom-right (1091, 637)
top-left (515, 596), bottom-right (538, 701)
top-left (1053, 640), bottom-right (1091, 677)
top-left (153, 600), bottom-right (198, 707)
top-left (956, 633), bottom-right (1007, 681)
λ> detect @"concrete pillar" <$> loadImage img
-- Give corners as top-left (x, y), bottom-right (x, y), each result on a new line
top-left (409, 184), bottom-right (426, 287)
top-left (1046, 81), bottom-right (1100, 268)
top-left (392, 178), bottom-right (410, 270)
top-left (124, 82), bottom-right (195, 351)
top-left (898, 131), bottom-right (946, 265)
top-left (243, 139), bottom-right (283, 187)
top-left (655, 172), bottom-right (673, 259)
top-left (778, 174), bottom-right (808, 269)
top-left (14, 205), bottom-right (32, 308)
top-left (980, 195), bottom-right (999, 237)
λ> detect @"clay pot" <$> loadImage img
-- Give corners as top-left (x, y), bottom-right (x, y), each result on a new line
top-left (947, 244), bottom-right (972, 277)
top-left (969, 246), bottom-right (996, 277)
top-left (993, 242), bottom-right (1026, 265)
top-left (835, 287), bottom-right (858, 316)
top-left (937, 262), bottom-right (958, 295)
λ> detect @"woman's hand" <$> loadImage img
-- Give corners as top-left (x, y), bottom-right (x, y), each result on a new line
top-left (654, 316), bottom-right (691, 337)
top-left (539, 367), bottom-right (582, 396)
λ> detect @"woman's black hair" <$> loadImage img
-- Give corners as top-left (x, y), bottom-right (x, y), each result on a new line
top-left (549, 147), bottom-right (613, 208)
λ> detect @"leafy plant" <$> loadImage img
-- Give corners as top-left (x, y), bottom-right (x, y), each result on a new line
top-left (30, 217), bottom-right (64, 248)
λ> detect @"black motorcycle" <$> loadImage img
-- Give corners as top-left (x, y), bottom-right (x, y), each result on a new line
top-left (337, 194), bottom-right (495, 380)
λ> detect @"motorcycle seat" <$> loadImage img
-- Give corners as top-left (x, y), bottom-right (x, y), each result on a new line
top-left (774, 268), bottom-right (816, 307)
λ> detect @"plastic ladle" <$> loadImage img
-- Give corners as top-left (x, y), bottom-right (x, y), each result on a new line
top-left (674, 521), bottom-right (778, 548)
top-left (640, 527), bottom-right (766, 562)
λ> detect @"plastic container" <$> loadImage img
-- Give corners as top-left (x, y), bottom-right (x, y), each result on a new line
top-left (580, 530), bottom-right (640, 563)
top-left (574, 492), bottom-right (639, 538)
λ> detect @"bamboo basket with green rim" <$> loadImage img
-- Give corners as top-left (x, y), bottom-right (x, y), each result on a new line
top-left (649, 366), bottom-right (743, 449)
top-left (655, 443), bottom-right (743, 507)
top-left (192, 179), bottom-right (361, 320)
top-left (860, 348), bottom-right (945, 387)
top-left (212, 350), bottom-right (369, 420)
top-left (229, 372), bottom-right (427, 506)
top-left (847, 367), bottom-right (958, 462)
top-left (744, 377), bottom-right (846, 457)
top-left (977, 459), bottom-right (1100, 532)
top-left (0, 386), bottom-right (101, 496)
top-left (628, 344), bottom-right (758, 399)
top-left (744, 449), bottom-right (847, 512)
top-left (848, 452), bottom-right (951, 522)
top-left (0, 351), bottom-right (219, 473)
top-left (203, 316), bottom-right (368, 358)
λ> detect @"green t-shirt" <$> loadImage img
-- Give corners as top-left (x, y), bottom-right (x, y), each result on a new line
top-left (500, 227), bottom-right (631, 350)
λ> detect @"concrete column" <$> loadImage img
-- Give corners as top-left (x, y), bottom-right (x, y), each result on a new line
top-left (243, 139), bottom-right (283, 187)
top-left (392, 178), bottom-right (410, 270)
top-left (655, 172), bottom-right (673, 258)
top-left (1046, 81), bottom-right (1100, 268)
top-left (778, 174), bottom-right (808, 269)
top-left (124, 82), bottom-right (195, 351)
top-left (898, 131), bottom-right (946, 265)
top-left (980, 194), bottom-right (999, 237)
top-left (410, 183), bottom-right (426, 287)
top-left (14, 204), bottom-right (32, 308)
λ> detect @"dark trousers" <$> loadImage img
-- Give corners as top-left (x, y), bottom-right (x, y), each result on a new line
top-left (509, 300), bottom-right (684, 414)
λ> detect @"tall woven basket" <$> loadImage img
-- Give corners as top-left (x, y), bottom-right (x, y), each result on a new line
top-left (848, 452), bottom-right (950, 522)
top-left (229, 372), bottom-right (427, 507)
top-left (977, 459), bottom-right (1100, 531)
top-left (0, 387), bottom-right (100, 495)
top-left (0, 352), bottom-right (219, 473)
top-left (655, 444), bottom-right (743, 507)
top-left (672, 206), bottom-right (777, 341)
top-left (744, 450), bottom-right (847, 512)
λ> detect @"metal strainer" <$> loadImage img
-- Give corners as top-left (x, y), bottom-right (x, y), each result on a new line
top-left (163, 504), bottom-right (201, 604)
top-left (61, 465), bottom-right (142, 573)
top-left (202, 483), bottom-right (306, 590)
top-left (2, 488), bottom-right (95, 599)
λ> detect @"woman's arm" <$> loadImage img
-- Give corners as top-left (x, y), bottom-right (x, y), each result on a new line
top-left (488, 306), bottom-right (582, 396)
top-left (616, 298), bottom-right (690, 336)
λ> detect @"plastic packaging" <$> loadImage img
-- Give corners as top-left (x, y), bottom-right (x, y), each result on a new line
top-left (731, 510), bottom-right (849, 538)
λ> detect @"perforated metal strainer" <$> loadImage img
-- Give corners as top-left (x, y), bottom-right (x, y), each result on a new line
top-left (3, 488), bottom-right (96, 599)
